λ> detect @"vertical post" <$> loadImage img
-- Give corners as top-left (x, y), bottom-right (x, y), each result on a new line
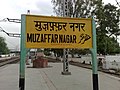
top-left (19, 15), bottom-right (26, 90)
top-left (61, 0), bottom-right (71, 75)
top-left (90, 19), bottom-right (99, 90)
top-left (62, 49), bottom-right (71, 75)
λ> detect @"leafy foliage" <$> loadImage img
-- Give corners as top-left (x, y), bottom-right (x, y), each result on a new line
top-left (52, 0), bottom-right (98, 17)
top-left (51, 49), bottom-right (63, 57)
top-left (51, 0), bottom-right (120, 55)
top-left (0, 36), bottom-right (9, 54)
top-left (95, 3), bottom-right (120, 54)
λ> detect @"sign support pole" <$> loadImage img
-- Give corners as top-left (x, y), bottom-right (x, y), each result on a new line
top-left (90, 19), bottom-right (99, 90)
top-left (19, 15), bottom-right (26, 90)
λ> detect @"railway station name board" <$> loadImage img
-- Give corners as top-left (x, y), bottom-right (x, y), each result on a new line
top-left (25, 15), bottom-right (92, 48)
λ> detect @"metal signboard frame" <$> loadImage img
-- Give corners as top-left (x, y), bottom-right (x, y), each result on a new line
top-left (19, 14), bottom-right (98, 90)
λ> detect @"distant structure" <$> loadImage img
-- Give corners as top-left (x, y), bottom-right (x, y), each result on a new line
top-left (27, 10), bottom-right (30, 14)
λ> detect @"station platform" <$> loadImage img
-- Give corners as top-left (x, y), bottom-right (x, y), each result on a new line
top-left (0, 62), bottom-right (120, 90)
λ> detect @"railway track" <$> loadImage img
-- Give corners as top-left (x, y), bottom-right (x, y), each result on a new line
top-left (0, 57), bottom-right (20, 67)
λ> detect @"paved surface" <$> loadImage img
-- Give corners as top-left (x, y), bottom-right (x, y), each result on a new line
top-left (0, 64), bottom-right (19, 90)
top-left (0, 63), bottom-right (120, 90)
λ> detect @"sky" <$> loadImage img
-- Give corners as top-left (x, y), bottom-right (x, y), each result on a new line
top-left (0, 0), bottom-right (54, 51)
top-left (0, 0), bottom-right (118, 51)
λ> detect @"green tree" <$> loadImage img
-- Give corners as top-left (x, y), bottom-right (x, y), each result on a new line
top-left (95, 3), bottom-right (120, 37)
top-left (51, 49), bottom-right (63, 57)
top-left (95, 3), bottom-right (120, 54)
top-left (44, 48), bottom-right (51, 56)
top-left (97, 36), bottom-right (120, 55)
top-left (51, 0), bottom-right (99, 55)
top-left (0, 36), bottom-right (9, 54)
top-left (69, 49), bottom-right (89, 57)
top-left (37, 48), bottom-right (44, 52)
top-left (52, 0), bottom-right (99, 17)
top-left (51, 0), bottom-right (120, 55)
